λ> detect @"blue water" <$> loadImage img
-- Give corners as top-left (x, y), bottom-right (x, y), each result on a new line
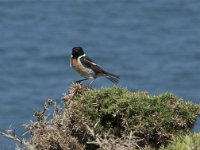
top-left (1, 0), bottom-right (200, 149)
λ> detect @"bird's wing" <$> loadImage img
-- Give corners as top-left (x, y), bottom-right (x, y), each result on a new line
top-left (80, 56), bottom-right (107, 74)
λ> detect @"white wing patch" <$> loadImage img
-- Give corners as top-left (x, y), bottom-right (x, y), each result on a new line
top-left (84, 58), bottom-right (97, 66)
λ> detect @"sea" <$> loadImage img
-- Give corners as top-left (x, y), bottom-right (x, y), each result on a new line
top-left (0, 0), bottom-right (200, 149)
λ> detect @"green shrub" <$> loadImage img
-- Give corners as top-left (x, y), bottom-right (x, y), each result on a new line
top-left (1, 84), bottom-right (199, 150)
top-left (70, 85), bottom-right (200, 148)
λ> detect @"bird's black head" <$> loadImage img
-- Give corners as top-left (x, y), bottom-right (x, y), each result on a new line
top-left (71, 47), bottom-right (85, 58)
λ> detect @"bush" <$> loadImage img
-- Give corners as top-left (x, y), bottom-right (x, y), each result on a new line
top-left (67, 84), bottom-right (200, 148)
top-left (0, 84), bottom-right (199, 150)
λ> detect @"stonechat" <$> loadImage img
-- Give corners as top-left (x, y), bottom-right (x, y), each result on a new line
top-left (70, 47), bottom-right (120, 84)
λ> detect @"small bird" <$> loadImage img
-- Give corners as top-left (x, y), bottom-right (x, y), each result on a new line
top-left (70, 47), bottom-right (120, 85)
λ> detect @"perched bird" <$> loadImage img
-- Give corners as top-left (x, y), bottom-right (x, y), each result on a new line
top-left (70, 47), bottom-right (120, 85)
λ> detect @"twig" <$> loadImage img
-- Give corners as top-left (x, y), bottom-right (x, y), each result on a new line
top-left (0, 131), bottom-right (24, 144)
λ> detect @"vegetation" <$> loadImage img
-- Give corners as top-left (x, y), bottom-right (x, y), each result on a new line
top-left (161, 133), bottom-right (200, 150)
top-left (67, 84), bottom-right (200, 149)
top-left (0, 83), bottom-right (200, 150)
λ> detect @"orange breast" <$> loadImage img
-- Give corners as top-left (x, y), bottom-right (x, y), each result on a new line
top-left (71, 58), bottom-right (96, 79)
top-left (71, 58), bottom-right (81, 70)
top-left (71, 58), bottom-right (87, 74)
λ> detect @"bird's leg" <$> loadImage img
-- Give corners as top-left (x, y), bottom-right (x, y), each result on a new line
top-left (89, 80), bottom-right (95, 86)
top-left (74, 78), bottom-right (88, 84)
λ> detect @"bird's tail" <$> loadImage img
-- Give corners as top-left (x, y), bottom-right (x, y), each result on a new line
top-left (105, 72), bottom-right (120, 83)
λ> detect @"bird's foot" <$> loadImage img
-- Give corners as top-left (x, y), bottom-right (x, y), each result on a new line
top-left (73, 78), bottom-right (88, 85)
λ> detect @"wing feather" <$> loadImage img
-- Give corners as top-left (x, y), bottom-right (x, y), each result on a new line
top-left (80, 56), bottom-right (107, 74)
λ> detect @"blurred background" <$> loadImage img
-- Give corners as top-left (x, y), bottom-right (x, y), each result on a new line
top-left (0, 0), bottom-right (200, 148)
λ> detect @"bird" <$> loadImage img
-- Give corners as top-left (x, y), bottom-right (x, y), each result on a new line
top-left (70, 47), bottom-right (120, 85)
